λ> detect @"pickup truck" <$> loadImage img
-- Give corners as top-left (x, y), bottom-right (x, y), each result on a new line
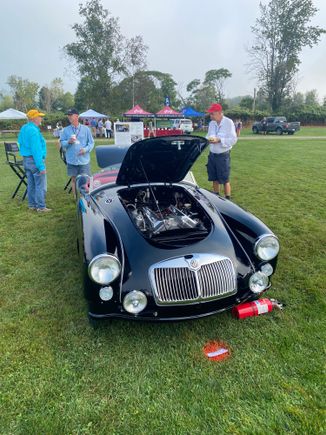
top-left (252, 117), bottom-right (300, 135)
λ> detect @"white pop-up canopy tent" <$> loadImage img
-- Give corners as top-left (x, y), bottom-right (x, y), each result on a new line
top-left (0, 108), bottom-right (27, 120)
top-left (79, 109), bottom-right (108, 119)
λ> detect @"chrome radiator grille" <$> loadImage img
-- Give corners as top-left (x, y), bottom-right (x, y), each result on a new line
top-left (150, 254), bottom-right (237, 305)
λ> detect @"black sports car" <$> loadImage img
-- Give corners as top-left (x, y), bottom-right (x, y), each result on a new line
top-left (76, 135), bottom-right (279, 323)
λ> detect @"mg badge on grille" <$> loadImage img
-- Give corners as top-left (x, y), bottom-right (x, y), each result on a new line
top-left (190, 259), bottom-right (199, 269)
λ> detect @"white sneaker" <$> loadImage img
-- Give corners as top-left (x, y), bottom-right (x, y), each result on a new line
top-left (37, 207), bottom-right (52, 213)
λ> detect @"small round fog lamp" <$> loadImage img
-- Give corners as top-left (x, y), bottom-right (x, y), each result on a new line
top-left (123, 291), bottom-right (147, 314)
top-left (99, 286), bottom-right (113, 301)
top-left (261, 263), bottom-right (273, 277)
top-left (249, 272), bottom-right (269, 294)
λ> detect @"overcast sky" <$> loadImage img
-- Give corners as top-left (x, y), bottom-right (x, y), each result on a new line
top-left (1, 0), bottom-right (325, 102)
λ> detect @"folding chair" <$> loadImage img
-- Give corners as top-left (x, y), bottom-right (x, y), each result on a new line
top-left (4, 142), bottom-right (27, 200)
top-left (59, 146), bottom-right (72, 193)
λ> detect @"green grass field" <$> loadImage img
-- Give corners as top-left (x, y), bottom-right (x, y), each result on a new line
top-left (0, 135), bottom-right (325, 434)
top-left (238, 126), bottom-right (326, 137)
top-left (1, 125), bottom-right (326, 142)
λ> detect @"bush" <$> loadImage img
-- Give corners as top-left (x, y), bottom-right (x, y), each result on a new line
top-left (42, 112), bottom-right (68, 128)
top-left (0, 119), bottom-right (26, 130)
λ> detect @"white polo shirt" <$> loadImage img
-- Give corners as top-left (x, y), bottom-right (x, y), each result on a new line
top-left (206, 115), bottom-right (237, 154)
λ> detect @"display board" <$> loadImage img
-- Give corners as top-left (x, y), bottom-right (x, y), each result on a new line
top-left (114, 122), bottom-right (144, 145)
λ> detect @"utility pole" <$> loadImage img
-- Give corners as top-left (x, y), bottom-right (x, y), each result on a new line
top-left (253, 88), bottom-right (257, 115)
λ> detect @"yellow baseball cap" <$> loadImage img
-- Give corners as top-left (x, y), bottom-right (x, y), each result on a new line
top-left (26, 109), bottom-right (45, 119)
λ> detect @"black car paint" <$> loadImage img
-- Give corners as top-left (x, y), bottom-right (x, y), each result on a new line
top-left (76, 135), bottom-right (278, 321)
top-left (77, 186), bottom-right (276, 320)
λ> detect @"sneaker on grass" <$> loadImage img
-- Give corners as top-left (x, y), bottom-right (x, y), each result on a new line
top-left (37, 207), bottom-right (52, 213)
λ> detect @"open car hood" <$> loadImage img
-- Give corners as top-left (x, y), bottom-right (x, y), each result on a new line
top-left (116, 135), bottom-right (208, 185)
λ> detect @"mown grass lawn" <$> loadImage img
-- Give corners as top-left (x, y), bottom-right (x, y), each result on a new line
top-left (239, 125), bottom-right (326, 137)
top-left (0, 135), bottom-right (325, 434)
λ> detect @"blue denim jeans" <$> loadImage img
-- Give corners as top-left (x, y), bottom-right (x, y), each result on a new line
top-left (23, 157), bottom-right (47, 209)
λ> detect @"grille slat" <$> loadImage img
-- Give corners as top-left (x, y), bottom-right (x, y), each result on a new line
top-left (153, 257), bottom-right (236, 305)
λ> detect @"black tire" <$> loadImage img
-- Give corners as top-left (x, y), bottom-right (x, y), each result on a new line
top-left (276, 128), bottom-right (283, 135)
top-left (288, 131), bottom-right (294, 135)
top-left (252, 127), bottom-right (258, 134)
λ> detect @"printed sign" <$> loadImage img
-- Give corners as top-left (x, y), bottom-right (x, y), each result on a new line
top-left (114, 122), bottom-right (144, 146)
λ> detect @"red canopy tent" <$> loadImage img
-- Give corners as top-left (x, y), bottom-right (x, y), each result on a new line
top-left (156, 106), bottom-right (183, 118)
top-left (141, 106), bottom-right (183, 137)
top-left (123, 104), bottom-right (154, 118)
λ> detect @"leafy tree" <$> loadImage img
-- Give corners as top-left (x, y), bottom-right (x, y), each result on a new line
top-left (192, 84), bottom-right (216, 112)
top-left (124, 36), bottom-right (148, 106)
top-left (185, 69), bottom-right (232, 111)
top-left (239, 96), bottom-right (254, 110)
top-left (39, 86), bottom-right (53, 113)
top-left (186, 79), bottom-right (201, 94)
top-left (0, 93), bottom-right (14, 111)
top-left (111, 72), bottom-right (158, 114)
top-left (64, 0), bottom-right (125, 112)
top-left (249, 0), bottom-right (325, 112)
top-left (64, 0), bottom-right (125, 80)
top-left (254, 88), bottom-right (270, 111)
top-left (291, 92), bottom-right (305, 107)
top-left (55, 92), bottom-right (75, 112)
top-left (74, 76), bottom-right (99, 111)
top-left (305, 89), bottom-right (319, 107)
top-left (143, 71), bottom-right (180, 109)
top-left (203, 68), bottom-right (232, 102)
top-left (39, 78), bottom-right (74, 113)
top-left (7, 75), bottom-right (39, 111)
top-left (64, 0), bottom-right (147, 113)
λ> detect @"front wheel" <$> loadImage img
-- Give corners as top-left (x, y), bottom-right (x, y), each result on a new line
top-left (276, 128), bottom-right (283, 135)
top-left (252, 127), bottom-right (258, 134)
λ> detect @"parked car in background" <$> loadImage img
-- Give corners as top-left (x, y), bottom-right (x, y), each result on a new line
top-left (75, 135), bottom-right (280, 325)
top-left (252, 117), bottom-right (300, 135)
top-left (172, 119), bottom-right (194, 133)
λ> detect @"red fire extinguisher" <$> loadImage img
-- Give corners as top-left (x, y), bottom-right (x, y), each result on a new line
top-left (232, 298), bottom-right (284, 319)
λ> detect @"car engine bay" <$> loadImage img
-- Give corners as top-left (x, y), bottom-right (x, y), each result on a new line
top-left (118, 185), bottom-right (211, 247)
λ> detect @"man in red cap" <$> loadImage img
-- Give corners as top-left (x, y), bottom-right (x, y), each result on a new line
top-left (206, 103), bottom-right (237, 199)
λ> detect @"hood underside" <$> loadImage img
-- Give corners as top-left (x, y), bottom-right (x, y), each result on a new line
top-left (116, 135), bottom-right (208, 185)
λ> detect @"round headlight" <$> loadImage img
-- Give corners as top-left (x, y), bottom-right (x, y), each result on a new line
top-left (123, 291), bottom-right (147, 314)
top-left (99, 286), bottom-right (114, 301)
top-left (88, 254), bottom-right (121, 285)
top-left (249, 272), bottom-right (269, 294)
top-left (255, 235), bottom-right (279, 261)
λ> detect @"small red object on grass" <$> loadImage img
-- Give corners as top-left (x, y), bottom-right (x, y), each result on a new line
top-left (203, 341), bottom-right (231, 361)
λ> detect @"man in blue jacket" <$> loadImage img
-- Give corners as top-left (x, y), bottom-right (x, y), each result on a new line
top-left (18, 109), bottom-right (51, 212)
top-left (60, 108), bottom-right (94, 197)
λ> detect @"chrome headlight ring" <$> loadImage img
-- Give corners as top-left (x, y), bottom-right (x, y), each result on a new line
top-left (254, 234), bottom-right (280, 261)
top-left (88, 254), bottom-right (121, 285)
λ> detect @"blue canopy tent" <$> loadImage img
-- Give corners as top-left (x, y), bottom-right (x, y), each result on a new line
top-left (181, 107), bottom-right (205, 117)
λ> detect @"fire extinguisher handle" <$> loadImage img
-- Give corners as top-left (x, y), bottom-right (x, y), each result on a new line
top-left (270, 299), bottom-right (285, 310)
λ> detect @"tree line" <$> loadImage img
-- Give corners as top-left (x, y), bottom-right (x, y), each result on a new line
top-left (0, 0), bottom-right (325, 124)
